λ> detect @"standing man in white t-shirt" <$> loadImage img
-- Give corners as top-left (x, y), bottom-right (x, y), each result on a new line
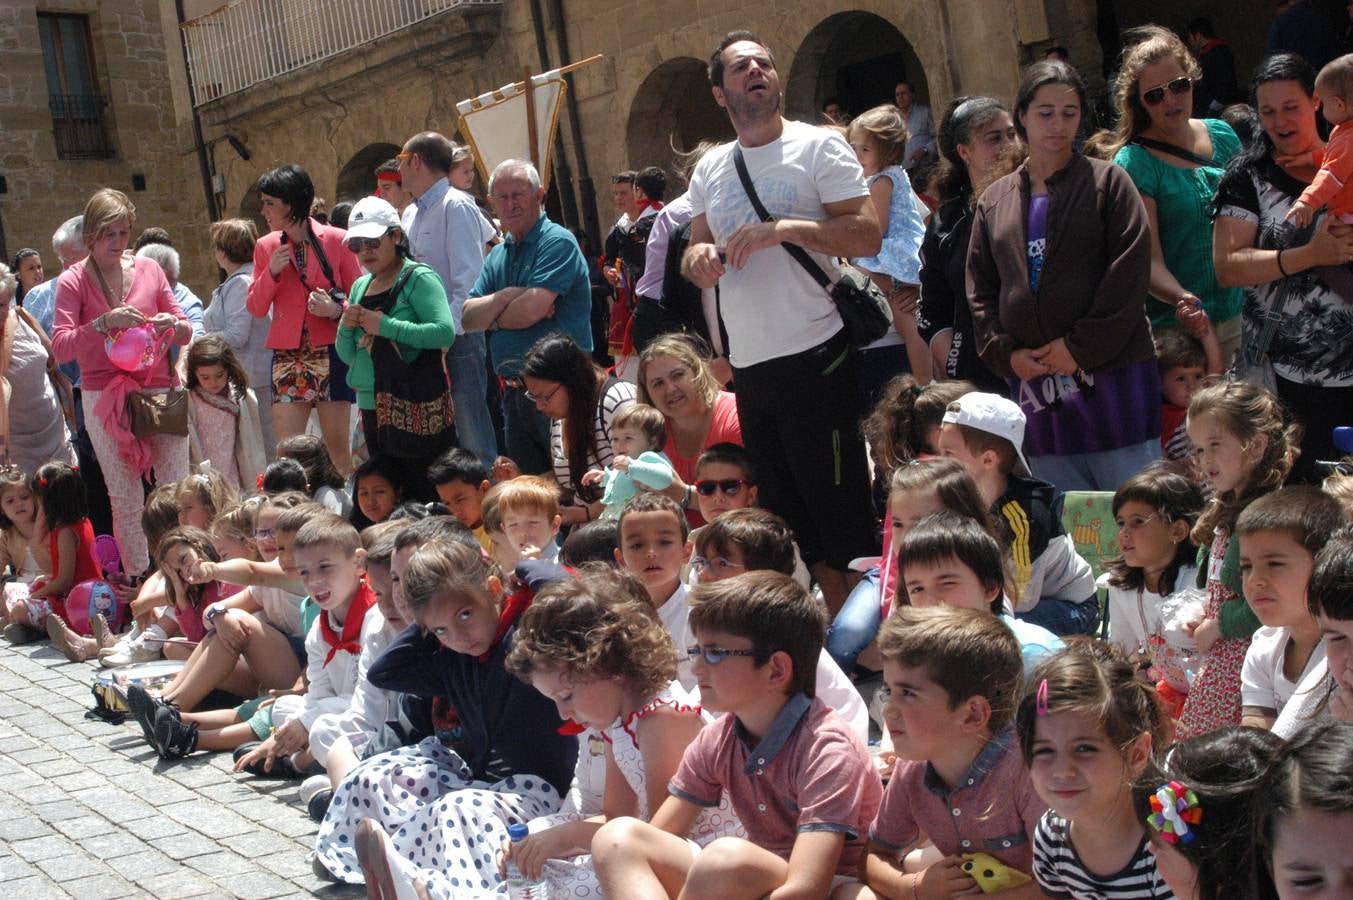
top-left (682, 31), bottom-right (882, 612)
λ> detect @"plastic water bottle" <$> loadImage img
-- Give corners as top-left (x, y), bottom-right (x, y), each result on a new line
top-left (505, 823), bottom-right (549, 899)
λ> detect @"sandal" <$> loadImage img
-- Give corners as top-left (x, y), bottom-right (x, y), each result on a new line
top-left (46, 615), bottom-right (91, 663)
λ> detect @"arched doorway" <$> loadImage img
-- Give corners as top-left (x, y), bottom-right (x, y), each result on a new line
top-left (625, 57), bottom-right (734, 192)
top-left (239, 184), bottom-right (267, 236)
top-left (785, 12), bottom-right (928, 125)
top-left (335, 142), bottom-right (401, 204)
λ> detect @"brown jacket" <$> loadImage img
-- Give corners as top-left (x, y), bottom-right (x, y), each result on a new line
top-left (966, 154), bottom-right (1154, 377)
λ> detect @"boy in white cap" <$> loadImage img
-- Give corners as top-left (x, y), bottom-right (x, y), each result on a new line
top-left (936, 392), bottom-right (1096, 636)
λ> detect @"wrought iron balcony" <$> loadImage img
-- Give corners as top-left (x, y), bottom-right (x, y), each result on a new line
top-left (48, 93), bottom-right (113, 159)
top-left (181, 0), bottom-right (503, 107)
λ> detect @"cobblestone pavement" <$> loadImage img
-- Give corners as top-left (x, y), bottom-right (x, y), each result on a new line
top-left (0, 641), bottom-right (362, 898)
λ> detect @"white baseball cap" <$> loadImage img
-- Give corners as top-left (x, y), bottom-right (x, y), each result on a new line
top-left (345, 196), bottom-right (401, 240)
top-left (941, 391), bottom-right (1032, 477)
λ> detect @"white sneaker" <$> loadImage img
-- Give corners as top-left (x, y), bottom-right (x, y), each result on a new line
top-left (99, 621), bottom-right (140, 659)
top-left (300, 773), bottom-right (331, 805)
top-left (100, 627), bottom-right (160, 668)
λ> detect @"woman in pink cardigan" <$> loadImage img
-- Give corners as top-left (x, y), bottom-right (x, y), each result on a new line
top-left (51, 189), bottom-right (191, 576)
top-left (246, 165), bottom-right (361, 475)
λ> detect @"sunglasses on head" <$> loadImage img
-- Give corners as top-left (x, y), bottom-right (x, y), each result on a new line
top-left (695, 478), bottom-right (750, 497)
top-left (1142, 76), bottom-right (1193, 106)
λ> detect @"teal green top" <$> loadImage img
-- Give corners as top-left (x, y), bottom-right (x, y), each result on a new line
top-left (1114, 119), bottom-right (1243, 327)
top-left (335, 259), bottom-right (457, 410)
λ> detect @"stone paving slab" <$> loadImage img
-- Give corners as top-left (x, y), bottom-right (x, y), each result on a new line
top-left (0, 642), bottom-right (364, 898)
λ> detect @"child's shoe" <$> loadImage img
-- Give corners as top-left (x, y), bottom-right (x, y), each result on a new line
top-left (152, 705), bottom-right (198, 759)
top-left (90, 614), bottom-right (118, 651)
top-left (3, 622), bottom-right (42, 644)
top-left (46, 615), bottom-right (92, 663)
top-left (126, 684), bottom-right (169, 746)
top-left (300, 773), bottom-right (334, 821)
top-left (100, 623), bottom-right (161, 668)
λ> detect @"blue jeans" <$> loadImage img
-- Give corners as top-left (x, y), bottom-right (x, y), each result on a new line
top-left (826, 570), bottom-right (883, 673)
top-left (1016, 596), bottom-right (1100, 637)
top-left (445, 332), bottom-right (498, 469)
top-left (1028, 437), bottom-right (1160, 493)
top-left (501, 382), bottom-right (553, 476)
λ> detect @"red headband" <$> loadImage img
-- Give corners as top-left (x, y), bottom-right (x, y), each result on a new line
top-left (376, 171), bottom-right (402, 185)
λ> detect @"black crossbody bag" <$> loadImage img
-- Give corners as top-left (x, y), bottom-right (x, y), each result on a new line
top-left (731, 145), bottom-right (891, 347)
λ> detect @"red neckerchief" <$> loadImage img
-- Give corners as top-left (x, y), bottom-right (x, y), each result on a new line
top-left (320, 578), bottom-right (377, 666)
top-left (476, 580), bottom-right (532, 664)
top-left (1197, 38), bottom-right (1225, 56)
top-left (636, 198), bottom-right (664, 214)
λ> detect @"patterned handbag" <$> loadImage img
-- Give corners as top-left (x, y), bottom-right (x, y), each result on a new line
top-left (367, 264), bottom-right (456, 459)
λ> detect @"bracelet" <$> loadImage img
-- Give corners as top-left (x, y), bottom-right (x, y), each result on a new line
top-left (1276, 248), bottom-right (1291, 278)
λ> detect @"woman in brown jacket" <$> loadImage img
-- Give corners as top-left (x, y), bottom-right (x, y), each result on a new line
top-left (967, 61), bottom-right (1160, 492)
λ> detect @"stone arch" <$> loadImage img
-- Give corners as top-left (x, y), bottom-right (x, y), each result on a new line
top-left (784, 11), bottom-right (931, 124)
top-left (624, 57), bottom-right (734, 192)
top-left (335, 142), bottom-right (401, 204)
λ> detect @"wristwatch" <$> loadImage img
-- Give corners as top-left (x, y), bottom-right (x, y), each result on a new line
top-left (205, 603), bottom-right (227, 625)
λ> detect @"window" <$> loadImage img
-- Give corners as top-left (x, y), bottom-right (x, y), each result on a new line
top-left (37, 12), bottom-right (112, 159)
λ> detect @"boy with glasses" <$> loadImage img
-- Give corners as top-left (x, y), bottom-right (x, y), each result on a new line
top-left (592, 571), bottom-right (882, 899)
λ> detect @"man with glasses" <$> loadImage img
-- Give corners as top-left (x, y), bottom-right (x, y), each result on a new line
top-left (461, 159), bottom-right (593, 475)
top-left (398, 131), bottom-right (499, 470)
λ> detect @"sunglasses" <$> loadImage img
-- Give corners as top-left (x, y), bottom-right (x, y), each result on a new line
top-left (1142, 76), bottom-right (1193, 106)
top-left (694, 479), bottom-right (750, 497)
top-left (685, 644), bottom-right (769, 665)
top-left (344, 233), bottom-right (389, 253)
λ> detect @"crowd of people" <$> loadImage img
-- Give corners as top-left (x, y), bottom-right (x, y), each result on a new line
top-left (1, 13), bottom-right (1353, 899)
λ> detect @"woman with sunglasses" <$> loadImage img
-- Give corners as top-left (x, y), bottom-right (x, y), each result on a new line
top-left (1212, 53), bottom-right (1353, 484)
top-left (1108, 26), bottom-right (1245, 361)
top-left (520, 332), bottom-right (636, 525)
top-left (636, 334), bottom-right (743, 526)
top-left (246, 164), bottom-right (362, 476)
top-left (968, 60), bottom-right (1159, 493)
top-left (334, 196), bottom-right (455, 499)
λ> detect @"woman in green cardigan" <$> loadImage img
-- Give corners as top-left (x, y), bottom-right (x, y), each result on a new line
top-left (336, 196), bottom-right (456, 500)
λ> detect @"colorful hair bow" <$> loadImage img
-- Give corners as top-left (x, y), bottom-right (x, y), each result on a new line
top-left (1147, 780), bottom-right (1202, 844)
top-left (1035, 678), bottom-right (1050, 716)
top-left (257, 473), bottom-right (265, 490)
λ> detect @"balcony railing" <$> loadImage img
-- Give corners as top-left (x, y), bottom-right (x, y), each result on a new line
top-left (181, 0), bottom-right (503, 106)
top-left (49, 93), bottom-right (113, 159)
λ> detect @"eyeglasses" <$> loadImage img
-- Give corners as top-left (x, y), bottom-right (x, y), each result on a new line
top-left (252, 527), bottom-right (276, 540)
top-left (344, 233), bottom-right (389, 253)
top-left (690, 556), bottom-right (746, 576)
top-left (1141, 77), bottom-right (1193, 106)
top-left (685, 644), bottom-right (768, 665)
top-left (695, 479), bottom-right (750, 497)
top-left (1115, 513), bottom-right (1160, 531)
top-left (525, 384), bottom-right (563, 405)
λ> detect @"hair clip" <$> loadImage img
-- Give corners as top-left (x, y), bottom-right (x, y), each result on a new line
top-left (1147, 780), bottom-right (1202, 844)
top-left (38, 477), bottom-right (49, 488)
top-left (70, 465), bottom-right (79, 473)
top-left (1035, 678), bottom-right (1050, 716)
top-left (256, 473), bottom-right (265, 490)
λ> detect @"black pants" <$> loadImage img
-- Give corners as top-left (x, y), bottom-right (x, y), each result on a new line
top-left (732, 330), bottom-right (879, 570)
top-left (1275, 374), bottom-right (1353, 484)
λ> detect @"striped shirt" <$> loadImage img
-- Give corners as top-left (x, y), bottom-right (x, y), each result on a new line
top-left (1033, 812), bottom-right (1174, 899)
top-left (549, 378), bottom-right (638, 493)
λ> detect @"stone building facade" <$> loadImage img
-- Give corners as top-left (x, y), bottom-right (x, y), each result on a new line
top-left (0, 0), bottom-right (214, 293)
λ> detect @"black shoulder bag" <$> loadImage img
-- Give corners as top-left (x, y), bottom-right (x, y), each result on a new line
top-left (367, 263), bottom-right (457, 459)
top-left (731, 145), bottom-right (892, 347)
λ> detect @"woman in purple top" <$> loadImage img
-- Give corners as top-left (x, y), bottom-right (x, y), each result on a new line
top-left (967, 61), bottom-right (1159, 492)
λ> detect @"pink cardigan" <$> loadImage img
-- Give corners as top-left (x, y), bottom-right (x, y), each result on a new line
top-left (51, 256), bottom-right (188, 391)
top-left (246, 219), bottom-right (361, 350)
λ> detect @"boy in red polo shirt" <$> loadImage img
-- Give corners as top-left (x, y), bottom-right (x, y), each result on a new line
top-left (591, 571), bottom-right (882, 898)
top-left (857, 605), bottom-right (1045, 898)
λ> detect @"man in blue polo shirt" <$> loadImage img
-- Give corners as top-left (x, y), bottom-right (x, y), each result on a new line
top-left (462, 159), bottom-right (592, 475)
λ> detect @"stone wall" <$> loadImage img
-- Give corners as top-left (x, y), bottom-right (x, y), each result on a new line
top-left (0, 1), bottom-right (213, 299)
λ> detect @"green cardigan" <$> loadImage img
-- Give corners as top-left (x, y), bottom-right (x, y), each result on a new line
top-left (335, 259), bottom-right (456, 410)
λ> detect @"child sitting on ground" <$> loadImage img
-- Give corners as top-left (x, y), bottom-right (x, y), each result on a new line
top-left (591, 571), bottom-right (883, 899)
top-left (278, 434), bottom-right (351, 517)
top-left (692, 507), bottom-right (869, 741)
top-left (861, 377), bottom-right (976, 516)
top-left (615, 492), bottom-right (696, 685)
top-left (0, 465), bottom-right (51, 641)
top-left (581, 403), bottom-right (675, 520)
top-left (1308, 531), bottom-right (1353, 728)
top-left (27, 462), bottom-right (101, 659)
top-left (851, 605), bottom-right (1044, 899)
top-left (1103, 468), bottom-right (1207, 719)
top-left (349, 456), bottom-right (402, 529)
top-left (938, 392), bottom-right (1097, 636)
top-left (1015, 643), bottom-right (1172, 898)
top-left (1237, 487), bottom-right (1348, 730)
top-left (428, 448), bottom-right (492, 551)
top-left (100, 485), bottom-right (180, 664)
top-left (505, 565), bottom-right (741, 895)
top-left (174, 467), bottom-right (236, 531)
top-left (495, 475), bottom-right (563, 565)
top-left (1155, 329), bottom-right (1222, 471)
top-left (230, 513), bottom-right (379, 776)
